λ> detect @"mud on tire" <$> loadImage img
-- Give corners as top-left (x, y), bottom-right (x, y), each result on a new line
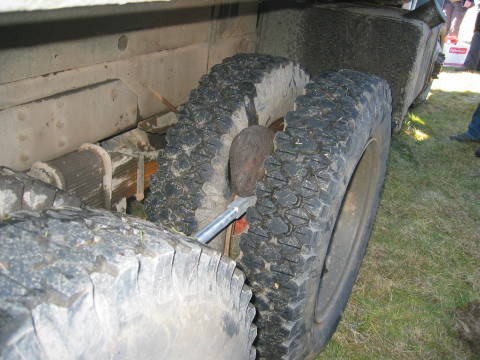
top-left (239, 70), bottom-right (391, 359)
top-left (144, 54), bottom-right (310, 250)
top-left (0, 208), bottom-right (256, 359)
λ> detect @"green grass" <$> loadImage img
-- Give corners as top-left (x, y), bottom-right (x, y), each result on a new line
top-left (320, 75), bottom-right (480, 359)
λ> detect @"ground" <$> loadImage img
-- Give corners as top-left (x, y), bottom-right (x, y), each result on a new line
top-left (320, 70), bottom-right (480, 359)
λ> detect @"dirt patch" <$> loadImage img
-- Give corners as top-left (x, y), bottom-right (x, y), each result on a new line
top-left (454, 301), bottom-right (480, 355)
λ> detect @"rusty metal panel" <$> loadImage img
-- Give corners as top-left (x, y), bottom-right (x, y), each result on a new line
top-left (0, 80), bottom-right (137, 170)
top-left (110, 151), bottom-right (158, 209)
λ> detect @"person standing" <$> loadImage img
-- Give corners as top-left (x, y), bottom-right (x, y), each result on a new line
top-left (463, 5), bottom-right (480, 70)
top-left (444, 0), bottom-right (473, 42)
top-left (450, 104), bottom-right (480, 157)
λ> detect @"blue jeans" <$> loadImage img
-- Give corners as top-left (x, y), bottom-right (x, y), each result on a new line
top-left (464, 32), bottom-right (480, 71)
top-left (467, 103), bottom-right (480, 139)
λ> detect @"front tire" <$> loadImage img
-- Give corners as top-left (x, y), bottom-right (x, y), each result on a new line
top-left (0, 208), bottom-right (256, 359)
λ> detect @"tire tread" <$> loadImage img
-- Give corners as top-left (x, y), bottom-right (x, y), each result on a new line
top-left (239, 70), bottom-right (391, 359)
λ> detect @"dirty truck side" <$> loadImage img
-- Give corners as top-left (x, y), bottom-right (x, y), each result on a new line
top-left (0, 1), bottom-right (443, 359)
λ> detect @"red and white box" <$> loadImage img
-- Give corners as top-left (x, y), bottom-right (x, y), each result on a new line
top-left (443, 41), bottom-right (470, 67)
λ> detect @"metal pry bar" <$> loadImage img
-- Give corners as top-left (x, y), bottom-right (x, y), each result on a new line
top-left (193, 196), bottom-right (256, 244)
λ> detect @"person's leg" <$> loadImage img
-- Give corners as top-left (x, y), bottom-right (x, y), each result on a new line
top-left (464, 32), bottom-right (480, 70)
top-left (450, 104), bottom-right (480, 142)
top-left (467, 103), bottom-right (480, 139)
top-left (449, 3), bottom-right (468, 38)
top-left (444, 1), bottom-right (454, 35)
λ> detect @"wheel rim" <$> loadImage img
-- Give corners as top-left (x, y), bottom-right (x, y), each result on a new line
top-left (315, 138), bottom-right (381, 321)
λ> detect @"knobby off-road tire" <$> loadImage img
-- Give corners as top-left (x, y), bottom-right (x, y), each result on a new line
top-left (0, 208), bottom-right (256, 359)
top-left (239, 70), bottom-right (391, 359)
top-left (145, 54), bottom-right (309, 250)
top-left (0, 166), bottom-right (82, 218)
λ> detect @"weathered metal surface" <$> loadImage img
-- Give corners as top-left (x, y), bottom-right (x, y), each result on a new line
top-left (110, 151), bottom-right (159, 209)
top-left (207, 34), bottom-right (256, 70)
top-left (0, 46), bottom-right (208, 117)
top-left (0, 0), bottom-right (257, 86)
top-left (138, 112), bottom-right (177, 134)
top-left (145, 85), bottom-right (178, 113)
top-left (0, 0), bottom-right (257, 26)
top-left (0, 39), bottom-right (253, 171)
top-left (101, 128), bottom-right (156, 152)
top-left (30, 148), bottom-right (106, 208)
top-left (193, 196), bottom-right (256, 244)
top-left (29, 141), bottom-right (159, 210)
top-left (0, 9), bottom-right (211, 85)
top-left (404, 0), bottom-right (446, 28)
top-left (209, 0), bottom-right (257, 69)
top-left (412, 25), bottom-right (442, 106)
top-left (233, 216), bottom-right (248, 235)
top-left (229, 125), bottom-right (275, 197)
top-left (0, 0), bottom-right (257, 170)
top-left (0, 0), bottom-right (171, 13)
top-left (257, 2), bottom-right (432, 130)
top-left (27, 162), bottom-right (66, 189)
top-left (0, 80), bottom-right (137, 171)
top-left (80, 143), bottom-right (113, 209)
top-left (207, 0), bottom-right (258, 69)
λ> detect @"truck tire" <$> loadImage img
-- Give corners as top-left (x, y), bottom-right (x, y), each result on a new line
top-left (239, 70), bottom-right (391, 359)
top-left (0, 166), bottom-right (82, 218)
top-left (0, 208), bottom-right (256, 359)
top-left (145, 54), bottom-right (309, 250)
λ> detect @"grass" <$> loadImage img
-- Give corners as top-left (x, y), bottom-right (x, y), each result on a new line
top-left (320, 71), bottom-right (480, 359)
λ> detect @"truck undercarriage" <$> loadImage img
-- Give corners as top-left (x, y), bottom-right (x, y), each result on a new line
top-left (0, 1), bottom-right (444, 358)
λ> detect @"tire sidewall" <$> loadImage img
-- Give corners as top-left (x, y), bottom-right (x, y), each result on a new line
top-left (310, 102), bottom-right (391, 354)
top-left (239, 71), bottom-right (392, 359)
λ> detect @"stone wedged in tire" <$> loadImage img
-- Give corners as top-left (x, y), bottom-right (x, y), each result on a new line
top-left (144, 53), bottom-right (310, 250)
top-left (238, 70), bottom-right (392, 359)
top-left (0, 208), bottom-right (256, 359)
top-left (0, 166), bottom-right (83, 218)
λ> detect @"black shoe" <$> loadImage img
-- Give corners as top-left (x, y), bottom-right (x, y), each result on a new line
top-left (475, 148), bottom-right (480, 157)
top-left (450, 133), bottom-right (480, 143)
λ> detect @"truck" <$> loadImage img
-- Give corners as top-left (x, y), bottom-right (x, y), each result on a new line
top-left (0, 0), bottom-right (444, 359)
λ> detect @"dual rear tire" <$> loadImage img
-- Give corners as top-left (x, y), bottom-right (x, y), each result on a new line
top-left (0, 54), bottom-right (391, 359)
top-left (145, 54), bottom-right (392, 358)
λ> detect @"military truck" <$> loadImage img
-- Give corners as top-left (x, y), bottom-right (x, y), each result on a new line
top-left (0, 1), bottom-right (444, 359)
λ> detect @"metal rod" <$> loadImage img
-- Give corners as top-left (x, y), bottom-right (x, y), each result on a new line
top-left (193, 196), bottom-right (256, 244)
top-left (145, 84), bottom-right (178, 113)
